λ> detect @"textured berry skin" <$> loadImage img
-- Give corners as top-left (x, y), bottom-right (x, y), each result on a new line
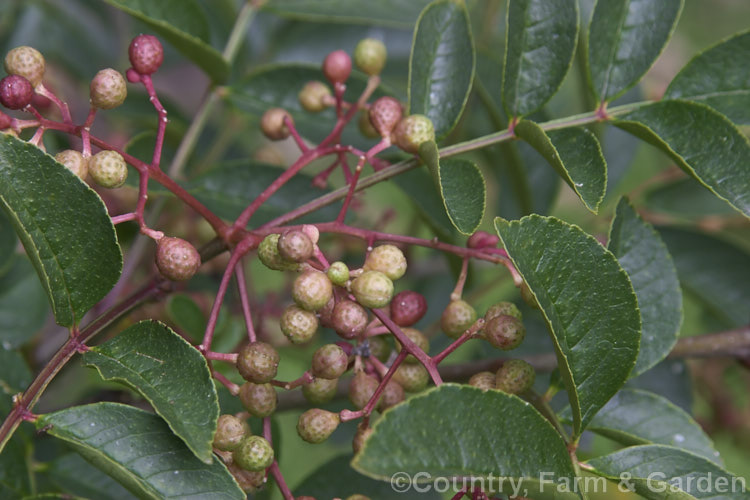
top-left (354, 38), bottom-right (387, 76)
top-left (239, 382), bottom-right (278, 417)
top-left (128, 34), bottom-right (164, 75)
top-left (260, 108), bottom-right (292, 140)
top-left (327, 261), bottom-right (350, 286)
top-left (495, 359), bottom-right (535, 394)
top-left (292, 270), bottom-right (333, 311)
top-left (298, 80), bottom-right (331, 112)
top-left (90, 68), bottom-right (127, 110)
top-left (441, 299), bottom-right (477, 339)
top-left (393, 114), bottom-right (435, 154)
top-left (351, 270), bottom-right (394, 309)
top-left (483, 315), bottom-right (525, 350)
top-left (155, 237), bottom-right (201, 281)
top-left (352, 422), bottom-right (373, 454)
top-left (322, 50), bottom-right (352, 84)
top-left (4, 46), bottom-right (45, 88)
top-left (364, 244), bottom-right (407, 280)
top-left (54, 150), bottom-right (88, 180)
top-left (213, 414), bottom-right (250, 451)
top-left (236, 341), bottom-right (279, 383)
top-left (349, 371), bottom-right (380, 410)
top-left (258, 234), bottom-right (300, 271)
top-left (0, 75), bottom-right (33, 110)
top-left (332, 300), bottom-right (368, 339)
top-left (485, 301), bottom-right (522, 322)
top-left (368, 96), bottom-right (402, 137)
top-left (358, 110), bottom-right (379, 138)
top-left (232, 435), bottom-right (274, 472)
top-left (280, 305), bottom-right (318, 344)
top-left (378, 379), bottom-right (404, 411)
top-left (317, 297), bottom-right (336, 329)
top-left (346, 495), bottom-right (371, 500)
top-left (468, 371), bottom-right (496, 391)
top-left (393, 363), bottom-right (429, 392)
top-left (302, 376), bottom-right (338, 404)
top-left (226, 462), bottom-right (266, 493)
top-left (89, 150), bottom-right (127, 188)
top-left (311, 344), bottom-right (348, 379)
top-left (367, 335), bottom-right (391, 362)
top-left (390, 290), bottom-right (427, 327)
top-left (278, 230), bottom-right (314, 263)
top-left (394, 327), bottom-right (429, 363)
top-left (297, 408), bottom-right (340, 444)
top-left (467, 230), bottom-right (499, 249)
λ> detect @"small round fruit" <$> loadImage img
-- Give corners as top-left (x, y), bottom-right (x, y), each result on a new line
top-left (155, 237), bottom-right (201, 281)
top-left (378, 380), bottom-right (404, 411)
top-left (0, 75), bottom-right (33, 110)
top-left (496, 359), bottom-right (535, 394)
top-left (364, 244), bottom-right (406, 280)
top-left (351, 271), bottom-right (394, 309)
top-left (390, 290), bottom-right (427, 327)
top-left (302, 377), bottom-right (338, 404)
top-left (213, 414), bottom-right (250, 451)
top-left (358, 110), bottom-right (379, 138)
top-left (292, 270), bottom-right (333, 311)
top-left (54, 149), bottom-right (88, 180)
top-left (236, 341), bottom-right (279, 383)
top-left (227, 462), bottom-right (266, 493)
top-left (393, 114), bottom-right (435, 154)
top-left (352, 422), bottom-right (373, 454)
top-left (483, 315), bottom-right (525, 350)
top-left (232, 435), bottom-right (274, 472)
top-left (332, 300), bottom-right (368, 339)
top-left (349, 371), bottom-right (380, 410)
top-left (394, 327), bottom-right (429, 363)
top-left (280, 305), bottom-right (318, 344)
top-left (311, 344), bottom-right (348, 380)
top-left (485, 301), bottom-right (522, 322)
top-left (277, 230), bottom-right (314, 263)
top-left (297, 408), bottom-right (340, 444)
top-left (318, 297), bottom-right (336, 329)
top-left (393, 363), bottom-right (429, 392)
top-left (258, 234), bottom-right (299, 271)
top-left (468, 371), bottom-right (496, 391)
top-left (128, 34), bottom-right (164, 75)
top-left (0, 111), bottom-right (11, 130)
top-left (346, 495), bottom-right (371, 500)
top-left (90, 68), bottom-right (127, 109)
top-left (4, 46), bottom-right (45, 88)
top-left (441, 299), bottom-right (477, 339)
top-left (260, 108), bottom-right (292, 141)
top-left (327, 261), bottom-right (350, 286)
top-left (368, 96), bottom-right (402, 137)
top-left (298, 81), bottom-right (331, 112)
top-left (368, 335), bottom-right (391, 362)
top-left (354, 38), bottom-right (387, 76)
top-left (322, 50), bottom-right (351, 84)
top-left (239, 382), bottom-right (278, 417)
top-left (89, 150), bottom-right (128, 188)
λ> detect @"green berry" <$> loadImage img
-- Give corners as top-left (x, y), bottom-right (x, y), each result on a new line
top-left (367, 335), bottom-right (391, 362)
top-left (332, 300), bottom-right (368, 339)
top-left (393, 114), bottom-right (435, 154)
top-left (90, 68), bottom-right (127, 109)
top-left (226, 462), bottom-right (266, 493)
top-left (393, 363), bottom-right (429, 393)
top-left (239, 382), bottom-right (278, 417)
top-left (495, 359), bottom-right (535, 394)
top-left (485, 301), bottom-right (522, 322)
top-left (89, 150), bottom-right (127, 188)
top-left (236, 341), bottom-right (279, 383)
top-left (351, 270), bottom-right (394, 309)
top-left (378, 379), bottom-right (404, 411)
top-left (327, 261), bottom-right (350, 286)
top-left (482, 315), bottom-right (525, 350)
top-left (155, 237), bottom-right (201, 281)
top-left (352, 422), bottom-right (373, 454)
top-left (346, 495), bottom-right (371, 500)
top-left (232, 435), bottom-right (274, 472)
top-left (302, 377), bottom-right (338, 404)
top-left (364, 244), bottom-right (407, 280)
top-left (368, 96), bottom-right (402, 137)
top-left (54, 149), bottom-right (88, 180)
top-left (468, 371), bottom-right (496, 391)
top-left (394, 327), bottom-right (429, 363)
top-left (292, 270), bottom-right (333, 311)
top-left (213, 414), bottom-right (250, 451)
top-left (311, 344), bottom-right (348, 379)
top-left (440, 299), bottom-right (477, 339)
top-left (358, 110), bottom-right (380, 138)
top-left (260, 108), bottom-right (292, 140)
top-left (354, 38), bottom-right (387, 76)
top-left (297, 408), bottom-right (340, 444)
top-left (4, 46), bottom-right (45, 88)
top-left (278, 230), bottom-right (314, 263)
top-left (280, 305), bottom-right (318, 344)
top-left (258, 234), bottom-right (300, 271)
top-left (298, 81), bottom-right (331, 112)
top-left (349, 371), bottom-right (380, 410)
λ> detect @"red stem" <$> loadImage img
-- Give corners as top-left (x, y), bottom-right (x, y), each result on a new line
top-left (340, 350), bottom-right (408, 422)
top-left (234, 264), bottom-right (257, 343)
top-left (139, 75), bottom-right (169, 169)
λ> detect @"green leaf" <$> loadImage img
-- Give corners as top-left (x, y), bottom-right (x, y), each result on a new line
top-left (0, 348), bottom-right (31, 396)
top-left (102, 0), bottom-right (229, 82)
top-left (0, 257), bottom-right (48, 348)
top-left (166, 294), bottom-right (207, 343)
top-left (627, 359), bottom-right (692, 413)
top-left (353, 384), bottom-right (578, 499)
top-left (587, 445), bottom-right (749, 500)
top-left (262, 0), bottom-right (433, 28)
top-left (0, 210), bottom-right (17, 277)
top-left (45, 454), bottom-right (136, 500)
top-left (616, 100), bottom-right (750, 218)
top-left (393, 168), bottom-right (457, 240)
top-left (514, 122), bottom-right (606, 213)
top-left (664, 30), bottom-right (750, 125)
top-left (0, 136), bottom-right (122, 327)
top-left (408, 0), bottom-right (475, 140)
top-left (608, 198), bottom-right (681, 376)
top-left (495, 215), bottom-right (640, 437)
top-left (587, 0), bottom-right (683, 102)
top-left (82, 321), bottom-right (219, 463)
top-left (502, 0), bottom-right (578, 117)
top-left (36, 403), bottom-right (244, 500)
top-left (645, 178), bottom-right (736, 219)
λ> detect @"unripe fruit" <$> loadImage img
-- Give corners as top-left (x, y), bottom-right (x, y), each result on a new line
top-left (393, 363), bottom-right (429, 392)
top-left (239, 382), bottom-right (278, 417)
top-left (302, 377), bottom-right (338, 404)
top-left (213, 414), bottom-right (250, 451)
top-left (292, 270), bottom-right (333, 311)
top-left (332, 300), bottom-right (368, 339)
top-left (298, 81), bottom-right (331, 112)
top-left (364, 244), bottom-right (407, 280)
top-left (354, 38), bottom-right (387, 76)
top-left (236, 341), bottom-right (279, 383)
top-left (351, 271), bottom-right (394, 309)
top-left (368, 335), bottom-right (391, 362)
top-left (0, 111), bottom-right (11, 130)
top-left (88, 150), bottom-right (128, 188)
top-left (393, 114), bottom-right (435, 154)
top-left (311, 344), bottom-right (348, 379)
top-left (318, 297), bottom-right (336, 329)
top-left (483, 315), bottom-right (525, 350)
top-left (394, 327), bottom-right (429, 363)
top-left (467, 230), bottom-right (499, 249)
top-left (258, 234), bottom-right (300, 271)
top-left (280, 305), bottom-right (318, 344)
top-left (378, 379), bottom-right (405, 411)
top-left (297, 408), bottom-right (340, 444)
top-left (155, 237), bottom-right (201, 281)
top-left (128, 34), bottom-right (164, 75)
top-left (232, 435), bottom-right (274, 472)
top-left (54, 149), bottom-right (88, 180)
top-left (358, 110), bottom-right (379, 138)
top-left (352, 422), bottom-right (373, 454)
top-left (346, 495), bottom-right (371, 500)
top-left (468, 371), bottom-right (496, 391)
top-left (260, 108), bottom-right (292, 141)
top-left (368, 96), bottom-right (402, 137)
top-left (4, 46), bottom-right (45, 88)
top-left (0, 75), bottom-right (33, 110)
top-left (390, 290), bottom-right (427, 327)
top-left (485, 301), bottom-right (522, 322)
top-left (495, 359), bottom-right (535, 394)
top-left (301, 224), bottom-right (320, 245)
top-left (90, 68), bottom-right (127, 109)
top-left (277, 230), bottom-right (314, 263)
top-left (227, 462), bottom-right (266, 493)
top-left (327, 261), bottom-right (350, 286)
top-left (322, 50), bottom-right (352, 84)
top-left (441, 299), bottom-right (477, 339)
top-left (349, 371), bottom-right (380, 410)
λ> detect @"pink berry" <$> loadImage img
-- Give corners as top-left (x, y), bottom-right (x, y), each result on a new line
top-left (368, 97), bottom-right (402, 137)
top-left (0, 111), bottom-right (11, 130)
top-left (128, 34), bottom-right (164, 75)
top-left (155, 237), bottom-right (201, 281)
top-left (390, 290), bottom-right (427, 326)
top-left (322, 50), bottom-right (351, 84)
top-left (0, 75), bottom-right (33, 110)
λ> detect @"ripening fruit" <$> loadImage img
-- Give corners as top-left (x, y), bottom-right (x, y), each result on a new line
top-left (390, 290), bottom-right (427, 327)
top-left (311, 344), bottom-right (349, 380)
top-left (331, 300), bottom-right (368, 339)
top-left (485, 301), bottom-right (522, 322)
top-left (346, 495), bottom-right (371, 500)
top-left (364, 244), bottom-right (407, 280)
top-left (352, 422), bottom-right (373, 454)
top-left (354, 38), bottom-right (387, 76)
top-left (155, 237), bottom-right (201, 281)
top-left (280, 305), bottom-right (318, 344)
top-left (441, 299), bottom-right (477, 339)
top-left (394, 327), bottom-right (429, 363)
top-left (4, 46), bottom-right (45, 88)
top-left (232, 435), bottom-right (274, 472)
top-left (367, 335), bottom-right (391, 362)
top-left (358, 110), bottom-right (379, 138)
top-left (482, 314), bottom-right (525, 350)
top-left (260, 108), bottom-right (292, 141)
top-left (88, 150), bottom-right (128, 188)
top-left (327, 261), bottom-right (350, 286)
top-left (317, 297), bottom-right (336, 329)
top-left (292, 270), bottom-right (333, 311)
top-left (393, 363), bottom-right (429, 392)
top-left (239, 382), bottom-right (278, 417)
top-left (297, 408), bottom-right (340, 444)
top-left (378, 379), bottom-right (405, 411)
top-left (54, 149), bottom-right (88, 180)
top-left (322, 50), bottom-right (352, 84)
top-left (90, 68), bottom-right (127, 109)
top-left (495, 359), bottom-right (535, 394)
top-left (0, 110), bottom-right (11, 130)
top-left (0, 75), bottom-right (33, 110)
top-left (298, 81), bottom-right (331, 112)
top-left (349, 371), bottom-right (380, 410)
top-left (236, 341), bottom-right (279, 383)
top-left (128, 34), bottom-right (164, 75)
top-left (277, 230), bottom-right (314, 263)
top-left (258, 234), bottom-right (300, 271)
top-left (226, 462), bottom-right (266, 493)
top-left (213, 414), bottom-right (250, 451)
top-left (393, 114), bottom-right (435, 154)
top-left (368, 96), bottom-right (402, 137)
top-left (350, 270), bottom-right (394, 309)
top-left (468, 371), bottom-right (496, 391)
top-left (302, 377), bottom-right (338, 405)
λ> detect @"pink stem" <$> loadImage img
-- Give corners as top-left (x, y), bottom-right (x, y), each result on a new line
top-left (36, 84), bottom-right (73, 124)
top-left (432, 319), bottom-right (485, 365)
top-left (140, 75), bottom-right (168, 169)
top-left (212, 371), bottom-right (240, 395)
top-left (340, 350), bottom-right (408, 422)
top-left (269, 461), bottom-right (293, 500)
top-left (284, 115), bottom-right (308, 152)
top-left (110, 213), bottom-right (137, 225)
top-left (451, 257), bottom-right (470, 301)
top-left (206, 351), bottom-right (239, 363)
top-left (234, 264), bottom-right (257, 343)
top-left (271, 371), bottom-right (313, 390)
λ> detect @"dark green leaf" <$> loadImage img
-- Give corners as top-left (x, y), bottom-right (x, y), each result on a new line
top-left (0, 432), bottom-right (31, 499)
top-left (82, 321), bottom-right (219, 463)
top-left (608, 198), bottom-right (681, 376)
top-left (36, 403), bottom-right (244, 499)
top-left (46, 453), bottom-right (136, 500)
top-left (645, 178), bottom-right (736, 218)
top-left (626, 359), bottom-right (692, 413)
top-left (587, 0), bottom-right (683, 102)
top-left (664, 30), bottom-right (750, 125)
top-left (587, 445), bottom-right (749, 500)
top-left (0, 348), bottom-right (31, 396)
top-left (262, 0), bottom-right (432, 28)
top-left (495, 215), bottom-right (640, 437)
top-left (616, 100), bottom-right (750, 218)
top-left (392, 167), bottom-right (457, 240)
top-left (514, 122), bottom-right (606, 213)
top-left (0, 136), bottom-right (122, 327)
top-left (0, 210), bottom-right (17, 277)
top-left (0, 257), bottom-right (48, 348)
top-left (166, 294), bottom-right (206, 343)
top-left (102, 0), bottom-right (229, 82)
top-left (502, 0), bottom-right (578, 117)
top-left (353, 384), bottom-right (577, 499)
top-left (408, 0), bottom-right (475, 140)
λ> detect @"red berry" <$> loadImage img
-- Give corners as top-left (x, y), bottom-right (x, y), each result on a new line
top-left (390, 290), bottom-right (427, 326)
top-left (128, 34), bottom-right (164, 75)
top-left (155, 237), bottom-right (201, 281)
top-left (0, 111), bottom-right (11, 130)
top-left (322, 50), bottom-right (351, 84)
top-left (368, 97), bottom-right (402, 137)
top-left (0, 75), bottom-right (33, 110)
top-left (332, 300), bottom-right (368, 339)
